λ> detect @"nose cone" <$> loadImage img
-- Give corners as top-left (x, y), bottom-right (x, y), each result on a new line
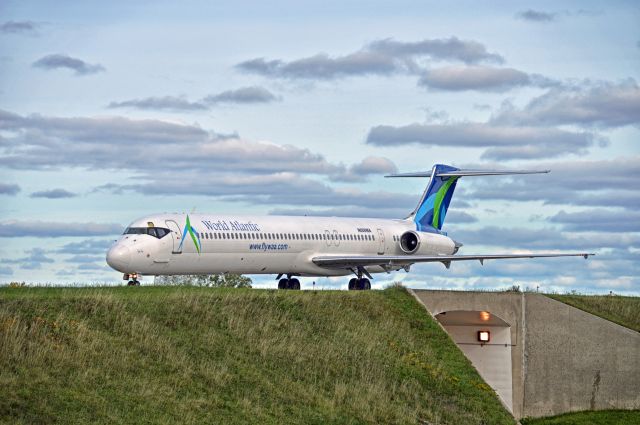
top-left (106, 245), bottom-right (131, 272)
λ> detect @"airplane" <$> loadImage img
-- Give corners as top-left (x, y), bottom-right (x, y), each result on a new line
top-left (106, 164), bottom-right (594, 289)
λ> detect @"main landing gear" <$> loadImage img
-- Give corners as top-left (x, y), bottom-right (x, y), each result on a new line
top-left (347, 266), bottom-right (372, 290)
top-left (276, 274), bottom-right (301, 290)
top-left (348, 278), bottom-right (371, 290)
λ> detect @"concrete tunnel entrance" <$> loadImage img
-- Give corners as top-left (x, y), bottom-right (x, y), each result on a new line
top-left (435, 310), bottom-right (513, 412)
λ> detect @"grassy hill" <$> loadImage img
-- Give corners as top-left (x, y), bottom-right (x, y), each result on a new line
top-left (547, 294), bottom-right (640, 332)
top-left (0, 286), bottom-right (514, 425)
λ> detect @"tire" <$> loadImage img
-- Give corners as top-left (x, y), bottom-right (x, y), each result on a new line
top-left (348, 278), bottom-right (357, 290)
top-left (278, 278), bottom-right (288, 289)
top-left (363, 279), bottom-right (371, 290)
top-left (289, 278), bottom-right (301, 290)
top-left (127, 280), bottom-right (135, 286)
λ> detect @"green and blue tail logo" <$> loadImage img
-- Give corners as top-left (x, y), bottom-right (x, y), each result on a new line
top-left (178, 214), bottom-right (201, 254)
top-left (413, 164), bottom-right (459, 232)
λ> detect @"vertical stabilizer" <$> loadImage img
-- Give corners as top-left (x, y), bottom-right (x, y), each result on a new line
top-left (411, 164), bottom-right (460, 232)
top-left (386, 164), bottom-right (550, 233)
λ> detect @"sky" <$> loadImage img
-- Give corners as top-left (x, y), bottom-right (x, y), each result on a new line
top-left (1, 0), bottom-right (639, 293)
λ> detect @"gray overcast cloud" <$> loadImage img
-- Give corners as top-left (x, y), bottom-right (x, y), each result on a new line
top-left (491, 80), bottom-right (640, 128)
top-left (236, 37), bottom-right (504, 80)
top-left (108, 86), bottom-right (278, 111)
top-left (0, 20), bottom-right (41, 35)
top-left (32, 54), bottom-right (105, 75)
top-left (30, 189), bottom-right (78, 199)
top-left (418, 66), bottom-right (558, 92)
top-left (366, 122), bottom-right (597, 160)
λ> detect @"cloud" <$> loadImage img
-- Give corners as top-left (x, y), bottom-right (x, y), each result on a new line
top-left (266, 206), bottom-right (473, 222)
top-left (202, 86), bottom-right (278, 104)
top-left (0, 266), bottom-right (13, 275)
top-left (107, 87), bottom-right (278, 111)
top-left (30, 188), bottom-right (77, 199)
top-left (368, 38), bottom-right (504, 64)
top-left (102, 172), bottom-right (416, 209)
top-left (268, 206), bottom-right (410, 219)
top-left (0, 220), bottom-right (122, 237)
top-left (418, 66), bottom-right (557, 92)
top-left (515, 9), bottom-right (601, 23)
top-left (12, 248), bottom-right (55, 270)
top-left (491, 80), bottom-right (640, 128)
top-left (516, 10), bottom-right (557, 22)
top-left (57, 239), bottom-right (113, 255)
top-left (549, 209), bottom-right (640, 233)
top-left (448, 225), bottom-right (639, 251)
top-left (32, 54), bottom-right (105, 75)
top-left (0, 110), bottom-right (410, 214)
top-left (366, 122), bottom-right (598, 160)
top-left (66, 254), bottom-right (105, 264)
top-left (0, 21), bottom-right (41, 35)
top-left (331, 156), bottom-right (397, 182)
top-left (0, 109), bottom-right (377, 182)
top-left (0, 183), bottom-right (20, 195)
top-left (463, 157), bottom-right (640, 210)
top-left (236, 37), bottom-right (503, 80)
top-left (108, 96), bottom-right (207, 111)
top-left (236, 52), bottom-right (398, 80)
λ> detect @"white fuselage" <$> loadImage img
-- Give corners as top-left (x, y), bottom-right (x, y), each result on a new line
top-left (106, 213), bottom-right (457, 277)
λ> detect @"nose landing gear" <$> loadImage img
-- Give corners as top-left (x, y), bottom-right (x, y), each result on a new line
top-left (124, 273), bottom-right (140, 286)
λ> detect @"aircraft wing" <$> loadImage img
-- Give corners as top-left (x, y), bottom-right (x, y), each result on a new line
top-left (312, 252), bottom-right (594, 270)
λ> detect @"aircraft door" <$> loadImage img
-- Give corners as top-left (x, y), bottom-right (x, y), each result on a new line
top-left (324, 230), bottom-right (331, 247)
top-left (165, 220), bottom-right (182, 254)
top-left (376, 228), bottom-right (385, 255)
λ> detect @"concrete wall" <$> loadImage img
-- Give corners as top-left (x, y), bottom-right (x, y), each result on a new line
top-left (523, 294), bottom-right (640, 417)
top-left (411, 289), bottom-right (640, 419)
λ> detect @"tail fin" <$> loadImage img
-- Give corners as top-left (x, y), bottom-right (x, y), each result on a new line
top-left (411, 164), bottom-right (460, 232)
top-left (386, 164), bottom-right (550, 233)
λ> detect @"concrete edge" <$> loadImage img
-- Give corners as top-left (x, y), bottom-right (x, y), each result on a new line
top-left (541, 294), bottom-right (640, 336)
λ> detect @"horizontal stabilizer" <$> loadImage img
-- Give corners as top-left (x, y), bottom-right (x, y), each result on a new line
top-left (385, 169), bottom-right (550, 178)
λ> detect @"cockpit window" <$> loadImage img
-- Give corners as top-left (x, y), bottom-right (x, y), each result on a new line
top-left (124, 227), bottom-right (170, 239)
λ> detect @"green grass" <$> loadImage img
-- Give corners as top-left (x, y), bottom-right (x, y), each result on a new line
top-left (0, 286), bottom-right (515, 425)
top-left (547, 294), bottom-right (640, 332)
top-left (521, 409), bottom-right (640, 425)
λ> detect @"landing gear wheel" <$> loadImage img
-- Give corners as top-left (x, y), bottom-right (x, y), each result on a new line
top-left (133, 280), bottom-right (140, 286)
top-left (348, 278), bottom-right (357, 291)
top-left (127, 280), bottom-right (135, 286)
top-left (288, 278), bottom-right (301, 290)
top-left (355, 278), bottom-right (371, 290)
top-left (278, 278), bottom-right (288, 289)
